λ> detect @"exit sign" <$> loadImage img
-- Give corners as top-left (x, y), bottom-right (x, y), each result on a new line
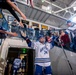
top-left (21, 48), bottom-right (27, 54)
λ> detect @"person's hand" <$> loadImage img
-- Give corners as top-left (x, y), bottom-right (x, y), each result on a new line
top-left (20, 31), bottom-right (26, 37)
top-left (19, 22), bottom-right (24, 28)
top-left (47, 38), bottom-right (52, 43)
top-left (12, 32), bottom-right (18, 37)
top-left (5, 31), bottom-right (18, 37)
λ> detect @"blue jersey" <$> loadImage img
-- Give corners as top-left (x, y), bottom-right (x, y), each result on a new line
top-left (13, 58), bottom-right (21, 69)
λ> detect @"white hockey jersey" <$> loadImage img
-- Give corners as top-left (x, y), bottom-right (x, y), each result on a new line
top-left (13, 58), bottom-right (21, 68)
top-left (33, 41), bottom-right (53, 67)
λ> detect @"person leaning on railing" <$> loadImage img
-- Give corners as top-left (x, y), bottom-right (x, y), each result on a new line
top-left (0, 0), bottom-right (26, 27)
top-left (59, 30), bottom-right (70, 50)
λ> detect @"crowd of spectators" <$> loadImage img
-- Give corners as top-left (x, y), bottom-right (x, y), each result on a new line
top-left (24, 25), bottom-right (76, 52)
top-left (0, 19), bottom-right (76, 52)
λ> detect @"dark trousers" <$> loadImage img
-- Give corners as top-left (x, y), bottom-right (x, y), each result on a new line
top-left (13, 67), bottom-right (19, 75)
top-left (35, 64), bottom-right (52, 75)
top-left (64, 43), bottom-right (70, 50)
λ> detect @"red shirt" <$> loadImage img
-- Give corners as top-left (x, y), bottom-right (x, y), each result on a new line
top-left (61, 34), bottom-right (70, 44)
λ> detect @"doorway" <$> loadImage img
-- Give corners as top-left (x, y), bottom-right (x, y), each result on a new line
top-left (4, 47), bottom-right (35, 75)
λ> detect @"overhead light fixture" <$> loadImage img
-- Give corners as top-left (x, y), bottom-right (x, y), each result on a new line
top-left (71, 16), bottom-right (76, 23)
top-left (42, 5), bottom-right (52, 13)
top-left (41, 0), bottom-right (46, 2)
top-left (42, 5), bottom-right (51, 10)
top-left (65, 10), bottom-right (68, 13)
top-left (47, 6), bottom-right (51, 10)
top-left (73, 7), bottom-right (76, 11)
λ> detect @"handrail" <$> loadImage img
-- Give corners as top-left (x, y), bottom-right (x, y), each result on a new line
top-left (0, 25), bottom-right (75, 53)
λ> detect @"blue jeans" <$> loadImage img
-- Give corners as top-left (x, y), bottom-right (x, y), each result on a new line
top-left (13, 67), bottom-right (19, 75)
top-left (35, 64), bottom-right (52, 75)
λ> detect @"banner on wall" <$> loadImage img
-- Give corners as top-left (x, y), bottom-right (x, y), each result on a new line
top-left (21, 20), bottom-right (29, 25)
top-left (49, 27), bottom-right (55, 31)
top-left (0, 13), bottom-right (3, 19)
top-left (41, 25), bottom-right (48, 30)
top-left (32, 22), bottom-right (39, 27)
top-left (32, 22), bottom-right (39, 29)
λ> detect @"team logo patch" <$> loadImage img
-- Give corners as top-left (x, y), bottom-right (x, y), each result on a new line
top-left (40, 46), bottom-right (49, 54)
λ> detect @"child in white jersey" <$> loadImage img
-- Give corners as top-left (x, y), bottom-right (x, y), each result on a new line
top-left (13, 56), bottom-right (21, 75)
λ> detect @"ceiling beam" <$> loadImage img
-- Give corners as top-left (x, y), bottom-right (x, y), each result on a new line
top-left (68, 0), bottom-right (76, 7)
top-left (29, 8), bottom-right (33, 18)
top-left (45, 0), bottom-right (74, 14)
top-left (41, 13), bottom-right (48, 22)
top-left (16, 0), bottom-right (67, 21)
top-left (54, 6), bottom-right (72, 14)
top-left (33, 9), bottom-right (38, 19)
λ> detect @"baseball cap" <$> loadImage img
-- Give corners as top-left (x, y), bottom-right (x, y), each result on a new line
top-left (67, 20), bottom-right (71, 24)
top-left (38, 35), bottom-right (44, 40)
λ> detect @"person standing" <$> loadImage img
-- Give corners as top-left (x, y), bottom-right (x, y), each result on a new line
top-left (21, 31), bottom-right (54, 75)
top-left (13, 56), bottom-right (21, 75)
top-left (66, 20), bottom-right (76, 51)
top-left (27, 0), bottom-right (34, 8)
